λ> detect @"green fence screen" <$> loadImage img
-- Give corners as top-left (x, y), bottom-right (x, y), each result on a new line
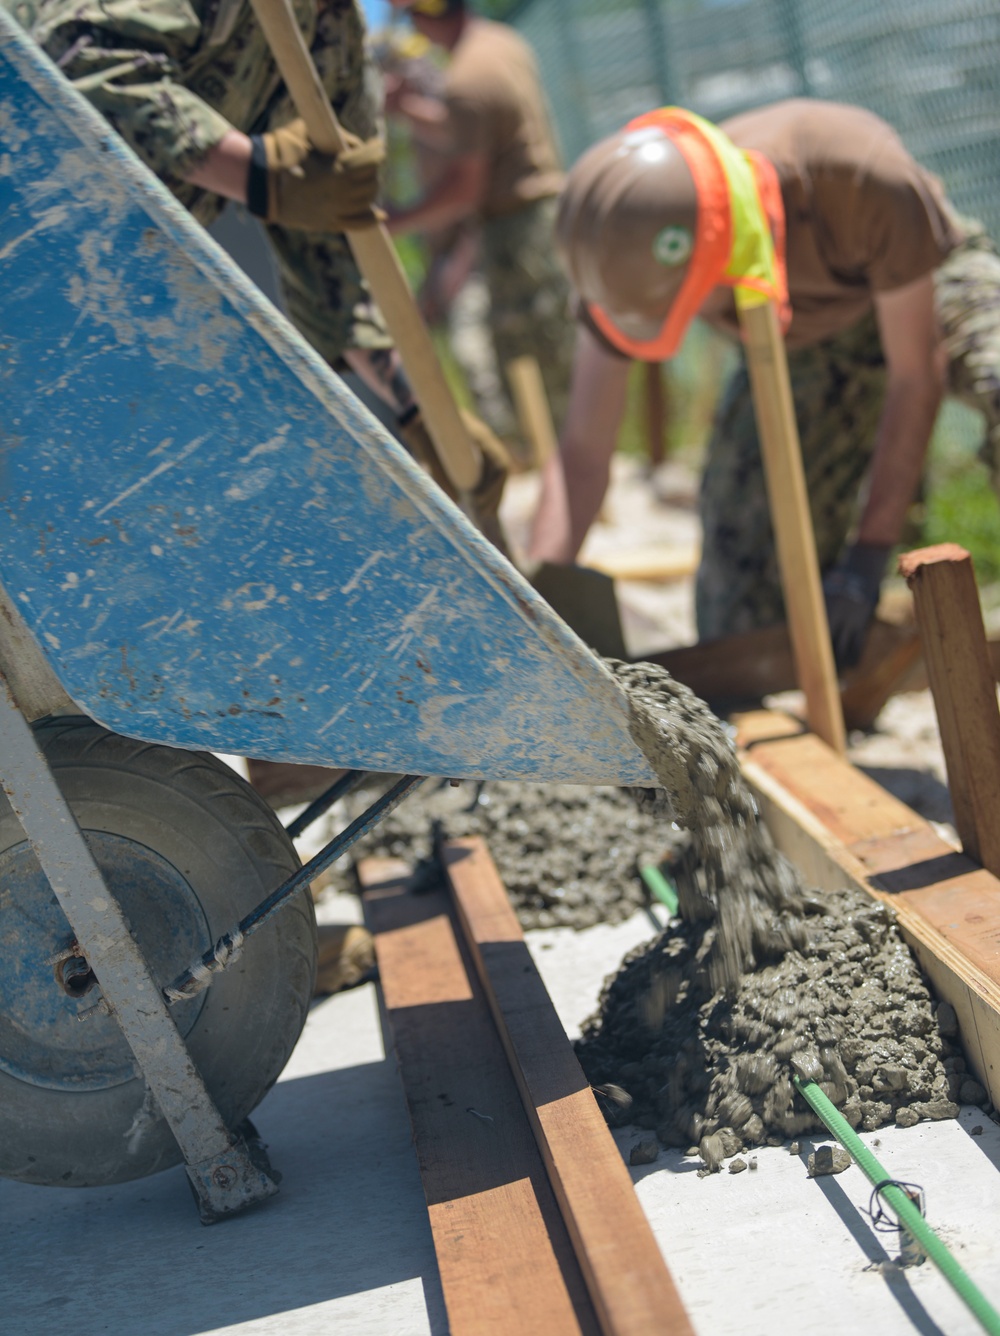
top-left (493, 0), bottom-right (1000, 240)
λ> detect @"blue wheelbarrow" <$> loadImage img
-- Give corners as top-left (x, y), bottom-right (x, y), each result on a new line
top-left (0, 15), bottom-right (656, 1221)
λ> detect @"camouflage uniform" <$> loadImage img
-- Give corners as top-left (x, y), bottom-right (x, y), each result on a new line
top-left (4, 0), bottom-right (391, 361)
top-left (482, 195), bottom-right (575, 432)
top-left (695, 226), bottom-right (1000, 639)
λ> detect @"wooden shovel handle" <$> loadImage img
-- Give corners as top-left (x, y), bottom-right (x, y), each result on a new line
top-left (249, 0), bottom-right (481, 494)
top-left (739, 300), bottom-right (845, 752)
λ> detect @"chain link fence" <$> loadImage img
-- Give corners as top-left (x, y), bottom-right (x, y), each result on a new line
top-left (502, 0), bottom-right (1000, 241)
top-left (470, 1), bottom-right (1000, 570)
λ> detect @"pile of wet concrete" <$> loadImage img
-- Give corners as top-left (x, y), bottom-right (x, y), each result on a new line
top-left (572, 660), bottom-right (986, 1158)
top-left (331, 778), bottom-right (683, 930)
top-left (575, 886), bottom-right (978, 1161)
top-left (326, 657), bottom-right (989, 1155)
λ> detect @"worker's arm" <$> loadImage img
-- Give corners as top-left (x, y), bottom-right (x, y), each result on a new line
top-left (859, 274), bottom-right (946, 546)
top-left (823, 273), bottom-right (946, 666)
top-left (384, 77), bottom-right (454, 153)
top-left (185, 131), bottom-right (252, 202)
top-left (528, 328), bottom-right (632, 564)
top-left (36, 16), bottom-right (237, 187)
top-left (386, 153), bottom-right (487, 236)
top-left (419, 227), bottom-right (480, 325)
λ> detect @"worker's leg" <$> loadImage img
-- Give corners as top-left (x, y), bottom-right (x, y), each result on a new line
top-left (935, 225), bottom-right (1000, 495)
top-left (448, 270), bottom-right (518, 437)
top-left (695, 315), bottom-right (887, 639)
top-left (481, 197), bottom-right (575, 435)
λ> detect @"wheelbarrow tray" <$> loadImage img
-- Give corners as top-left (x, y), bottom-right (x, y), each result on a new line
top-left (0, 16), bottom-right (654, 787)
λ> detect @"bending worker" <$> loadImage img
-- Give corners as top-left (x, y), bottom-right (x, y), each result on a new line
top-left (530, 99), bottom-right (1000, 666)
top-left (4, 0), bottom-right (504, 517)
top-left (386, 0), bottom-right (575, 433)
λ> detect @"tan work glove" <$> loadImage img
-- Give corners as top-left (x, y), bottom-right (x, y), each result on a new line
top-left (460, 408), bottom-right (510, 528)
top-left (248, 118), bottom-right (385, 233)
top-left (398, 407), bottom-right (511, 549)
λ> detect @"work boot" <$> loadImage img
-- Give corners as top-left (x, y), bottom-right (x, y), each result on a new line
top-left (314, 923), bottom-right (376, 995)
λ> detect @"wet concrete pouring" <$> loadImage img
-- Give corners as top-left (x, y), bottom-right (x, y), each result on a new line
top-left (332, 774), bottom-right (683, 930)
top-left (581, 661), bottom-right (984, 1166)
top-left (333, 659), bottom-right (989, 1171)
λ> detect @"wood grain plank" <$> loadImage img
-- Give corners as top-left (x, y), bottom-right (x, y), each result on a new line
top-left (900, 543), bottom-right (1000, 876)
top-left (739, 299), bottom-right (845, 752)
top-left (442, 838), bottom-right (695, 1336)
top-left (644, 616), bottom-right (919, 730)
top-left (360, 858), bottom-right (598, 1336)
top-left (736, 723), bottom-right (924, 846)
top-left (735, 715), bottom-right (1000, 1107)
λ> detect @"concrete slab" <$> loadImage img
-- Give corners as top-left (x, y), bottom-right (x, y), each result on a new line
top-left (1, 891), bottom-right (446, 1336)
top-left (5, 878), bottom-right (998, 1336)
top-left (528, 910), bottom-right (1000, 1336)
top-left (621, 1114), bottom-right (1000, 1336)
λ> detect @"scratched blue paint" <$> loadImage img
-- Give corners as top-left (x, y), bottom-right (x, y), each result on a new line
top-left (0, 16), bottom-right (656, 786)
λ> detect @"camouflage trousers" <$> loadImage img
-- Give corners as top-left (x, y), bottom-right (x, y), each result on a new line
top-left (695, 229), bottom-right (1000, 639)
top-left (481, 195), bottom-right (576, 436)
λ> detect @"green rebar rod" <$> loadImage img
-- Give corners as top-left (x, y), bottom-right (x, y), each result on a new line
top-left (640, 863), bottom-right (679, 915)
top-left (793, 1076), bottom-right (1000, 1336)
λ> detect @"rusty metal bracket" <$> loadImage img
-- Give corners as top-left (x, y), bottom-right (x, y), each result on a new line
top-left (0, 670), bottom-right (278, 1223)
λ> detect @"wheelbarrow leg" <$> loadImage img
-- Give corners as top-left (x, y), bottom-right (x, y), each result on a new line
top-left (0, 672), bottom-right (279, 1223)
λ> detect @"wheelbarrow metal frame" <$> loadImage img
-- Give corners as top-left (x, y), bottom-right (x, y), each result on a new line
top-left (0, 657), bottom-right (279, 1223)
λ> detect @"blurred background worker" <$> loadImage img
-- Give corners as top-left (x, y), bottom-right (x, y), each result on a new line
top-left (4, 0), bottom-right (506, 521)
top-left (374, 26), bottom-right (515, 437)
top-left (384, 0), bottom-right (575, 441)
top-left (530, 99), bottom-right (1000, 667)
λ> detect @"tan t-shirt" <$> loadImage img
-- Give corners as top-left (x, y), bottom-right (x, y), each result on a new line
top-left (445, 18), bottom-right (564, 219)
top-left (705, 100), bottom-right (964, 348)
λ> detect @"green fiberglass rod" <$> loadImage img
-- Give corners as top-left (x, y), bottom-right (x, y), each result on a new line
top-left (793, 1076), bottom-right (1000, 1336)
top-left (640, 863), bottom-right (679, 915)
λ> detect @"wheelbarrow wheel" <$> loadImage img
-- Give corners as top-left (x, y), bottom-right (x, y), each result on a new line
top-left (0, 716), bottom-right (317, 1187)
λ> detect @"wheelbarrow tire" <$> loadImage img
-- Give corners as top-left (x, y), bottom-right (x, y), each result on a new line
top-left (0, 716), bottom-right (317, 1187)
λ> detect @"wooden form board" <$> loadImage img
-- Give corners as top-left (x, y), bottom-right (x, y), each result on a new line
top-left (360, 859), bottom-right (598, 1336)
top-left (585, 543), bottom-right (700, 585)
top-left (900, 543), bottom-right (1000, 877)
top-left (734, 710), bottom-right (1000, 1108)
top-left (442, 837), bottom-right (695, 1336)
top-left (507, 355), bottom-right (558, 469)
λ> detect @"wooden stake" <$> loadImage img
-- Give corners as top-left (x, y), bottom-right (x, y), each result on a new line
top-left (249, 0), bottom-right (480, 494)
top-left (899, 543), bottom-right (1000, 877)
top-left (506, 354), bottom-right (558, 468)
top-left (738, 300), bottom-right (845, 752)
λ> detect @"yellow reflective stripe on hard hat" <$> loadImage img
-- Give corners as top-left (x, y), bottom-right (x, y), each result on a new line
top-left (662, 109), bottom-right (781, 312)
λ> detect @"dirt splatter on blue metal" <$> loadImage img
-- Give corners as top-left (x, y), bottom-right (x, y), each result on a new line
top-left (0, 16), bottom-right (656, 786)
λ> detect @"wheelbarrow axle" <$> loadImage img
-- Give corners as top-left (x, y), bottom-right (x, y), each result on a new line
top-left (163, 773), bottom-right (425, 1005)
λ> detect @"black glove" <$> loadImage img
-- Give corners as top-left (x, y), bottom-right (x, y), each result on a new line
top-left (822, 542), bottom-right (891, 670)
